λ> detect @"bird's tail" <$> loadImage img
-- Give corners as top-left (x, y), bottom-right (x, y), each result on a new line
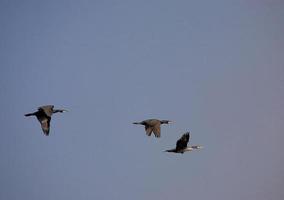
top-left (164, 149), bottom-right (176, 153)
top-left (24, 112), bottom-right (36, 117)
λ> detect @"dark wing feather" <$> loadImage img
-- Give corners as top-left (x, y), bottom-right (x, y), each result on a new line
top-left (145, 125), bottom-right (153, 136)
top-left (38, 116), bottom-right (51, 136)
top-left (176, 132), bottom-right (190, 151)
top-left (153, 124), bottom-right (161, 138)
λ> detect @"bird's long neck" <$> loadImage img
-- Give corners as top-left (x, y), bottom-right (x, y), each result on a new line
top-left (53, 109), bottom-right (65, 113)
top-left (183, 147), bottom-right (193, 152)
top-left (191, 145), bottom-right (203, 150)
top-left (184, 146), bottom-right (203, 152)
top-left (160, 120), bottom-right (171, 124)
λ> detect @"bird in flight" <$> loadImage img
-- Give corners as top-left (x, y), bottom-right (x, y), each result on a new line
top-left (25, 105), bottom-right (67, 136)
top-left (133, 119), bottom-right (173, 138)
top-left (165, 132), bottom-right (203, 153)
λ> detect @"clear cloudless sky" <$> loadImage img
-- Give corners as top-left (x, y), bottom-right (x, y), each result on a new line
top-left (0, 0), bottom-right (284, 199)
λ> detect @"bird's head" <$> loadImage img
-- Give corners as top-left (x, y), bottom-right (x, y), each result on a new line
top-left (53, 108), bottom-right (68, 113)
top-left (160, 120), bottom-right (173, 124)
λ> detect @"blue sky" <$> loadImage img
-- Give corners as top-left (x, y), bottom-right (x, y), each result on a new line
top-left (0, 1), bottom-right (284, 199)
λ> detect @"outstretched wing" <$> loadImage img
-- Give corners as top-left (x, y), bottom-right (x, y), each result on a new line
top-left (36, 115), bottom-right (51, 136)
top-left (145, 125), bottom-right (153, 136)
top-left (153, 124), bottom-right (161, 138)
top-left (176, 132), bottom-right (190, 151)
top-left (40, 117), bottom-right (51, 136)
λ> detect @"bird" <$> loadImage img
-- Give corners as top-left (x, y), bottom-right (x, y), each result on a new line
top-left (165, 132), bottom-right (203, 153)
top-left (25, 105), bottom-right (67, 136)
top-left (133, 119), bottom-right (173, 138)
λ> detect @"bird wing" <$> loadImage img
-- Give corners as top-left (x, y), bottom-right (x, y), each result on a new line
top-left (145, 125), bottom-right (153, 136)
top-left (153, 124), bottom-right (161, 138)
top-left (176, 132), bottom-right (190, 151)
top-left (38, 105), bottom-right (54, 117)
top-left (38, 116), bottom-right (51, 136)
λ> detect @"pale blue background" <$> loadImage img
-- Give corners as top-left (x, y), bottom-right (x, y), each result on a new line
top-left (1, 1), bottom-right (284, 199)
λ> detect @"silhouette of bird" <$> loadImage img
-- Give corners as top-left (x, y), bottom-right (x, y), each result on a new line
top-left (133, 119), bottom-right (173, 137)
top-left (165, 132), bottom-right (203, 153)
top-left (25, 105), bottom-right (67, 136)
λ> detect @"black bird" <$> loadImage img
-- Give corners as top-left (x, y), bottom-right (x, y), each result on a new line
top-left (25, 105), bottom-right (67, 136)
top-left (165, 132), bottom-right (203, 153)
top-left (133, 119), bottom-right (173, 138)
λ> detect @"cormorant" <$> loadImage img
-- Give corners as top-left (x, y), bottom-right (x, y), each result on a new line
top-left (133, 119), bottom-right (173, 138)
top-left (25, 105), bottom-right (67, 136)
top-left (165, 132), bottom-right (203, 153)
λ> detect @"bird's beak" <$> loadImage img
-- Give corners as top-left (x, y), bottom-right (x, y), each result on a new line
top-left (168, 121), bottom-right (174, 124)
top-left (62, 109), bottom-right (68, 112)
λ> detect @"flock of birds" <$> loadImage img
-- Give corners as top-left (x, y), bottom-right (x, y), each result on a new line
top-left (25, 105), bottom-right (203, 154)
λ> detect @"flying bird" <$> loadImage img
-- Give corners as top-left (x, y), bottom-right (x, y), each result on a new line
top-left (133, 119), bottom-right (173, 138)
top-left (25, 105), bottom-right (67, 136)
top-left (165, 132), bottom-right (203, 153)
